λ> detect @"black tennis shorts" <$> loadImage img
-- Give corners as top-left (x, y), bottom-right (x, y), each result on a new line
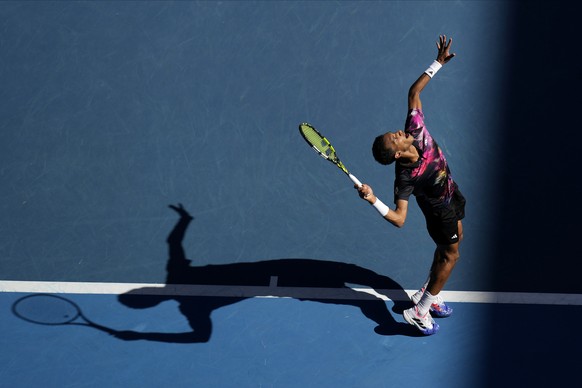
top-left (424, 187), bottom-right (466, 246)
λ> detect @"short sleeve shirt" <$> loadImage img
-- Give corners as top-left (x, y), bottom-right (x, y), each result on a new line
top-left (394, 109), bottom-right (455, 212)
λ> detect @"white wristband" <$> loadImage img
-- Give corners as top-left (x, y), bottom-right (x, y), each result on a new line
top-left (424, 60), bottom-right (442, 78)
top-left (372, 198), bottom-right (389, 217)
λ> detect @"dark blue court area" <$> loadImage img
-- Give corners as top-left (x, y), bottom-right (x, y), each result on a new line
top-left (1, 1), bottom-right (581, 387)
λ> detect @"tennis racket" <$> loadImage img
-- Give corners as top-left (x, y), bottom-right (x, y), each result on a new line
top-left (299, 123), bottom-right (363, 187)
top-left (12, 293), bottom-right (115, 335)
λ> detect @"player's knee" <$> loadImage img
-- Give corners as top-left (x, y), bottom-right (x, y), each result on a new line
top-left (446, 249), bottom-right (460, 264)
top-left (438, 247), bottom-right (460, 265)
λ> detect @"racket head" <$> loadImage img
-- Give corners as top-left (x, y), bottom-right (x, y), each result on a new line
top-left (299, 123), bottom-right (349, 174)
top-left (12, 293), bottom-right (81, 325)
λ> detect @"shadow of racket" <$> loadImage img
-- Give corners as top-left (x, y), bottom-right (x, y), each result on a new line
top-left (12, 293), bottom-right (115, 335)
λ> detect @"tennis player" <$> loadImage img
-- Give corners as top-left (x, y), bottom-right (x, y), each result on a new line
top-left (356, 35), bottom-right (465, 335)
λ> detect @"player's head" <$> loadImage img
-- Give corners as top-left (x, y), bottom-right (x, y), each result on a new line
top-left (372, 131), bottom-right (412, 165)
top-left (118, 288), bottom-right (171, 309)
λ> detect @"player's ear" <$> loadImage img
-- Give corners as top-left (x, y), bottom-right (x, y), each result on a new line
top-left (394, 151), bottom-right (402, 159)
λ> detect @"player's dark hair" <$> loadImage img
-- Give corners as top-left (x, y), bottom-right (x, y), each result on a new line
top-left (372, 134), bottom-right (396, 165)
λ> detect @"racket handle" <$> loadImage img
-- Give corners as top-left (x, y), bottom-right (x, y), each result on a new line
top-left (348, 173), bottom-right (362, 187)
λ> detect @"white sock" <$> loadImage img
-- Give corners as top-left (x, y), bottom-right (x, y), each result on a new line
top-left (421, 276), bottom-right (430, 290)
top-left (417, 291), bottom-right (436, 317)
top-left (411, 276), bottom-right (430, 303)
top-left (411, 288), bottom-right (423, 303)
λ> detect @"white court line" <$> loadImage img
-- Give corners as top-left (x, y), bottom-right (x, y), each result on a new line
top-left (1, 280), bottom-right (581, 305)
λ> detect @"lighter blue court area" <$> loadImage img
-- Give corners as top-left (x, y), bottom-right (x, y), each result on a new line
top-left (2, 292), bottom-right (580, 388)
top-left (1, 1), bottom-right (581, 387)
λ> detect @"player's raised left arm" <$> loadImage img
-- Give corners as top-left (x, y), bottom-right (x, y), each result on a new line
top-left (408, 35), bottom-right (455, 110)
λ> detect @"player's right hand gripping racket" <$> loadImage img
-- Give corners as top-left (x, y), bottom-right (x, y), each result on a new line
top-left (299, 123), bottom-right (363, 187)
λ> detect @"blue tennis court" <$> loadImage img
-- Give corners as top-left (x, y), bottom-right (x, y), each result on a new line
top-left (1, 1), bottom-right (580, 387)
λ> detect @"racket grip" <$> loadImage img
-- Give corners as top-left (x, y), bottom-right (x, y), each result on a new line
top-left (348, 173), bottom-right (362, 187)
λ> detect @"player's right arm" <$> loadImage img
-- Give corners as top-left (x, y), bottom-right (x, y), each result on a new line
top-left (357, 184), bottom-right (409, 228)
top-left (387, 198), bottom-right (409, 228)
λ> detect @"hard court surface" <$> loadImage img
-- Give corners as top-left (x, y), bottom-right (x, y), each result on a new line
top-left (1, 2), bottom-right (580, 387)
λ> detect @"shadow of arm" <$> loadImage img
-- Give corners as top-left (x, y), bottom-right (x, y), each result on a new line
top-left (111, 329), bottom-right (210, 343)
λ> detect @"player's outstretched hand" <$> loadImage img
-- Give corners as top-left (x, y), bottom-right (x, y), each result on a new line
top-left (436, 35), bottom-right (455, 65)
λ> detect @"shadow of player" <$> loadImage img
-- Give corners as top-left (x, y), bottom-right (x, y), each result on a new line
top-left (114, 204), bottom-right (418, 343)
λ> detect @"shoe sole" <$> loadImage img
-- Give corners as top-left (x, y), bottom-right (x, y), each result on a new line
top-left (403, 310), bottom-right (439, 335)
top-left (431, 307), bottom-right (453, 318)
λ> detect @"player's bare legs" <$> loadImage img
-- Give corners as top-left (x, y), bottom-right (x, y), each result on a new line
top-left (427, 221), bottom-right (463, 294)
top-left (405, 220), bottom-right (462, 333)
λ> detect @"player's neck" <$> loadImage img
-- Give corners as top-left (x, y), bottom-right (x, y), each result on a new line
top-left (399, 146), bottom-right (420, 164)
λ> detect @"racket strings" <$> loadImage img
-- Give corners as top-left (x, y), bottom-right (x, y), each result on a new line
top-left (300, 126), bottom-right (338, 161)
